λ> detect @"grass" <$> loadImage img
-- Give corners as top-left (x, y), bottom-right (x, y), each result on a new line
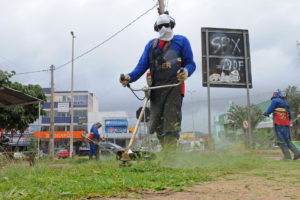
top-left (0, 151), bottom-right (299, 199)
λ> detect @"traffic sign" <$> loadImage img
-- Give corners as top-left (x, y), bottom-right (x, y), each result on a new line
top-left (243, 120), bottom-right (249, 129)
top-left (136, 107), bottom-right (150, 122)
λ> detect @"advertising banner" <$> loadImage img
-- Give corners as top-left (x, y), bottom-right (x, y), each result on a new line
top-left (105, 119), bottom-right (128, 133)
top-left (34, 131), bottom-right (85, 139)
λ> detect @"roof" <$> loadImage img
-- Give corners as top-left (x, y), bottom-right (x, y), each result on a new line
top-left (0, 86), bottom-right (41, 108)
top-left (42, 88), bottom-right (89, 94)
top-left (255, 100), bottom-right (271, 112)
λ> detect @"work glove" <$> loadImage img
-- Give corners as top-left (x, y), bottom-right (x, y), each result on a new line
top-left (120, 74), bottom-right (130, 87)
top-left (177, 68), bottom-right (188, 82)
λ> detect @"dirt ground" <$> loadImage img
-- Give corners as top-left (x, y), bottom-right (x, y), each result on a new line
top-left (102, 169), bottom-right (299, 200)
top-left (100, 153), bottom-right (300, 200)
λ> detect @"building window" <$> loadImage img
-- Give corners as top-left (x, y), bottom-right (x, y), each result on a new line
top-left (42, 126), bottom-right (50, 131)
top-left (54, 111), bottom-right (70, 117)
top-left (74, 95), bottom-right (88, 106)
top-left (55, 126), bottom-right (66, 131)
top-left (63, 96), bottom-right (71, 102)
top-left (74, 125), bottom-right (87, 132)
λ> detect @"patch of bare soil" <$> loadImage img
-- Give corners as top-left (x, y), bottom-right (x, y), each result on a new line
top-left (103, 169), bottom-right (300, 200)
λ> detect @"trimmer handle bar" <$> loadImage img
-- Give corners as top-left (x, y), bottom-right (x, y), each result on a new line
top-left (130, 82), bottom-right (181, 92)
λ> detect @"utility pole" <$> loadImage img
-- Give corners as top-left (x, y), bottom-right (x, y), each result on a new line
top-left (158, 0), bottom-right (165, 14)
top-left (70, 31), bottom-right (75, 158)
top-left (37, 101), bottom-right (41, 159)
top-left (188, 90), bottom-right (196, 136)
top-left (49, 65), bottom-right (55, 159)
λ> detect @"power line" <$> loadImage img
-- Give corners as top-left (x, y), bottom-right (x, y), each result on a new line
top-left (15, 68), bottom-right (50, 75)
top-left (55, 4), bottom-right (157, 70)
top-left (14, 4), bottom-right (157, 75)
top-left (0, 55), bottom-right (17, 67)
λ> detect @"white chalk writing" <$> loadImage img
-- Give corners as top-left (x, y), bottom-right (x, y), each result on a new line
top-left (211, 36), bottom-right (242, 55)
top-left (216, 58), bottom-right (244, 71)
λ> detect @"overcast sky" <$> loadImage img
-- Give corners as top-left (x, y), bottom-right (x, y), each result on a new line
top-left (1, 0), bottom-right (300, 132)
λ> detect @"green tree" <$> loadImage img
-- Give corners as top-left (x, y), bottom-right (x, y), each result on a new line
top-left (284, 85), bottom-right (300, 140)
top-left (0, 70), bottom-right (46, 132)
top-left (226, 104), bottom-right (265, 147)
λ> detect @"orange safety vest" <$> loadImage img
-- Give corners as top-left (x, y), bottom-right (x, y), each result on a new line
top-left (274, 107), bottom-right (290, 126)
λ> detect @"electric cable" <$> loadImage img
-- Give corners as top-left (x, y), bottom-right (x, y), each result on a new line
top-left (15, 69), bottom-right (50, 75)
top-left (14, 4), bottom-right (157, 75)
top-left (55, 4), bottom-right (157, 71)
top-left (129, 89), bottom-right (146, 101)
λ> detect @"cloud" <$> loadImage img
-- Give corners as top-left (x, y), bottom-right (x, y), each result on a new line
top-left (1, 0), bottom-right (299, 132)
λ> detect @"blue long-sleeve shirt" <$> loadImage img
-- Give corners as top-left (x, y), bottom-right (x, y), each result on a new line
top-left (128, 35), bottom-right (196, 82)
top-left (265, 98), bottom-right (291, 121)
top-left (90, 125), bottom-right (100, 139)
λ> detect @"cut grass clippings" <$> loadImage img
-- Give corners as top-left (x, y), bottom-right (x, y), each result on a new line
top-left (0, 151), bottom-right (298, 199)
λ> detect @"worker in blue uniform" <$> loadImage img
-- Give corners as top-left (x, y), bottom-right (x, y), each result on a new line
top-left (88, 122), bottom-right (102, 160)
top-left (264, 92), bottom-right (300, 160)
top-left (120, 13), bottom-right (196, 151)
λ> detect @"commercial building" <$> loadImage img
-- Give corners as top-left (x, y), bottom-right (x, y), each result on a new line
top-left (88, 111), bottom-right (131, 147)
top-left (32, 88), bottom-right (133, 154)
top-left (35, 88), bottom-right (99, 154)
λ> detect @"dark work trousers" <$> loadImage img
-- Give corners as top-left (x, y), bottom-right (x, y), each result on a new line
top-left (89, 142), bottom-right (98, 156)
top-left (149, 84), bottom-right (182, 149)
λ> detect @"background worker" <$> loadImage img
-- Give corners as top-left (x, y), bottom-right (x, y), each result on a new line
top-left (120, 13), bottom-right (196, 151)
top-left (88, 122), bottom-right (103, 160)
top-left (264, 92), bottom-right (300, 160)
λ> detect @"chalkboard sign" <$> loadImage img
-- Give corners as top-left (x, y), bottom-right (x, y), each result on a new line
top-left (202, 27), bottom-right (252, 88)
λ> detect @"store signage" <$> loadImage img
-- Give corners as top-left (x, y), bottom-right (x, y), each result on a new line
top-left (57, 102), bottom-right (69, 112)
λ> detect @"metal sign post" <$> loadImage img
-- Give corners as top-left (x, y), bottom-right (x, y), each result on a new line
top-left (205, 29), bottom-right (212, 150)
top-left (243, 32), bottom-right (252, 147)
top-left (201, 27), bottom-right (252, 149)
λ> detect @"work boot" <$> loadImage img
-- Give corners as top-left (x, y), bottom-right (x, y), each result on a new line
top-left (287, 142), bottom-right (300, 160)
top-left (164, 134), bottom-right (178, 153)
top-left (89, 155), bottom-right (92, 160)
top-left (279, 144), bottom-right (292, 160)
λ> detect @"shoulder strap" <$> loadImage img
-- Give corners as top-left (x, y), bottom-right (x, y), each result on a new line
top-left (162, 41), bottom-right (170, 52)
top-left (278, 98), bottom-right (290, 111)
top-left (162, 40), bottom-right (173, 52)
top-left (152, 39), bottom-right (159, 49)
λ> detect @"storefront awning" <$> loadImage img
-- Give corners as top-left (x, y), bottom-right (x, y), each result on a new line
top-left (0, 86), bottom-right (41, 108)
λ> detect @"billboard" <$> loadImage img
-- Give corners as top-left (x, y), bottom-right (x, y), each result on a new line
top-left (202, 27), bottom-right (252, 88)
top-left (105, 119), bottom-right (128, 134)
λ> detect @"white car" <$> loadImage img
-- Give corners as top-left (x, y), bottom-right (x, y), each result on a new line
top-left (14, 152), bottom-right (25, 159)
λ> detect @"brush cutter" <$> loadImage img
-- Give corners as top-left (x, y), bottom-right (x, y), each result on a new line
top-left (119, 74), bottom-right (181, 167)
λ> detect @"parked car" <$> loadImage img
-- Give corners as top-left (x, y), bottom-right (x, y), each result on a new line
top-left (57, 148), bottom-right (70, 159)
top-left (99, 142), bottom-right (124, 154)
top-left (14, 152), bottom-right (25, 159)
top-left (79, 142), bottom-right (124, 156)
